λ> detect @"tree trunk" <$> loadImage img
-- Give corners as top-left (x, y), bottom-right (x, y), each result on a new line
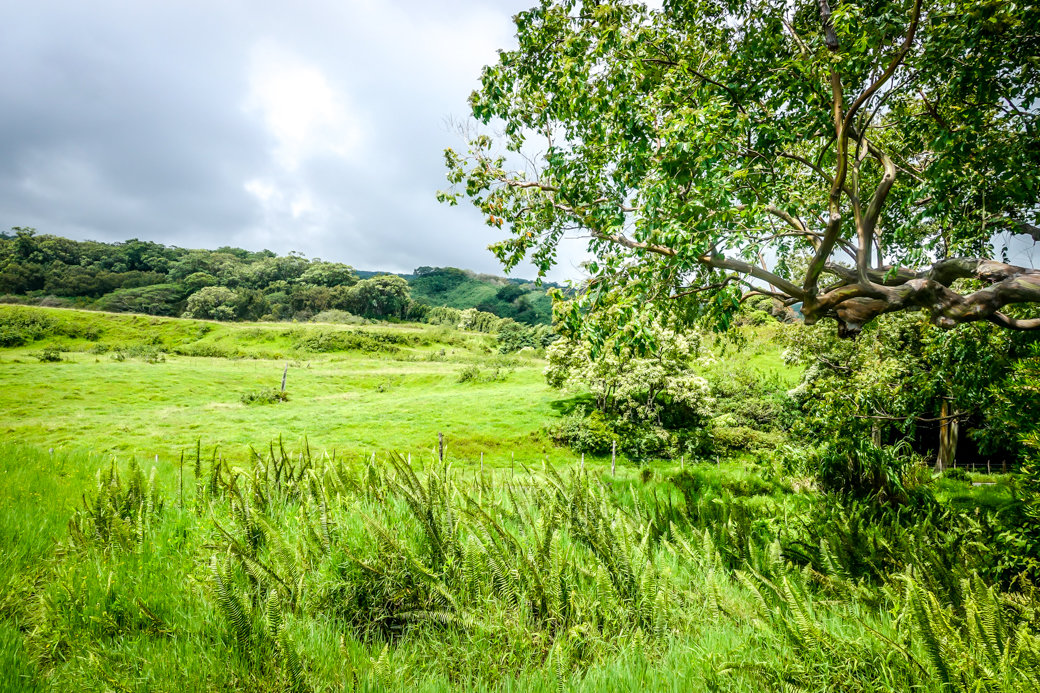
top-left (936, 400), bottom-right (959, 473)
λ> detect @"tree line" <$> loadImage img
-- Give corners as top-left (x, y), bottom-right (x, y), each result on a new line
top-left (0, 228), bottom-right (553, 324)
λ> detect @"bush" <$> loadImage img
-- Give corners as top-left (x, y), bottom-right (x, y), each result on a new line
top-left (612, 420), bottom-right (670, 461)
top-left (944, 467), bottom-right (970, 482)
top-left (424, 306), bottom-right (463, 327)
top-left (0, 307), bottom-right (55, 346)
top-left (292, 329), bottom-right (408, 354)
top-left (240, 388), bottom-right (289, 405)
top-left (813, 439), bottom-right (926, 505)
top-left (36, 346), bottom-right (63, 362)
top-left (309, 309), bottom-right (366, 325)
top-left (710, 425), bottom-right (758, 453)
top-left (456, 365), bottom-right (508, 384)
top-left (108, 345), bottom-right (166, 363)
top-left (548, 408), bottom-right (616, 455)
top-left (172, 343), bottom-right (245, 359)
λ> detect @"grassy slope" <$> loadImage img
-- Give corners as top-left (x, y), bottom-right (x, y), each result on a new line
top-left (408, 275), bottom-right (554, 324)
top-left (0, 307), bottom-right (579, 469)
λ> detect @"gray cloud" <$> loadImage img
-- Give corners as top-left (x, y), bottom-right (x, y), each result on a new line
top-left (0, 0), bottom-right (582, 280)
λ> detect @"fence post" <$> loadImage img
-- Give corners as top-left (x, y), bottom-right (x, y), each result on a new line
top-left (281, 363), bottom-right (288, 392)
top-left (438, 432), bottom-right (445, 463)
top-left (611, 441), bottom-right (616, 476)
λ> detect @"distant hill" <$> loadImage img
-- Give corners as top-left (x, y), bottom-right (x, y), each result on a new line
top-left (395, 267), bottom-right (558, 326)
top-left (0, 228), bottom-right (562, 325)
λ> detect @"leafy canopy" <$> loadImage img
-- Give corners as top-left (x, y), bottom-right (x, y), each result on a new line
top-left (442, 0), bottom-right (1040, 340)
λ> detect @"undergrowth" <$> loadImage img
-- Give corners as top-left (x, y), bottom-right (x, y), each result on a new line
top-left (2, 442), bottom-right (1037, 691)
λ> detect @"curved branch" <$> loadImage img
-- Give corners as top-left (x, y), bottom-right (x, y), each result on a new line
top-left (818, 268), bottom-right (1040, 334)
top-left (841, 0), bottom-right (923, 131)
top-left (589, 229), bottom-right (806, 300)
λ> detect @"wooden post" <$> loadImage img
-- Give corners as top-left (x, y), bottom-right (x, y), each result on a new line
top-left (281, 363), bottom-right (288, 392)
top-left (179, 452), bottom-right (184, 510)
top-left (580, 453), bottom-right (584, 471)
top-left (681, 455), bottom-right (684, 472)
top-left (438, 432), bottom-right (444, 463)
top-left (611, 441), bottom-right (616, 476)
top-left (480, 452), bottom-right (484, 475)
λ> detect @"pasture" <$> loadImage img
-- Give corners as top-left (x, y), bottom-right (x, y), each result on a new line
top-left (1, 306), bottom-right (1035, 692)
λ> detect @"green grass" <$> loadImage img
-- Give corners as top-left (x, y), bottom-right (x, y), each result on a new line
top-left (0, 306), bottom-right (588, 469)
top-left (2, 443), bottom-right (1033, 692)
top-left (3, 306), bottom-right (1035, 691)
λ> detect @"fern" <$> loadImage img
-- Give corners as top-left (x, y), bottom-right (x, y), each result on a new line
top-left (212, 557), bottom-right (252, 652)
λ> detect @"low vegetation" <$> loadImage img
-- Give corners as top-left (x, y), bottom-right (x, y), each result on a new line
top-left (1, 441), bottom-right (1037, 692)
top-left (2, 302), bottom-right (1038, 691)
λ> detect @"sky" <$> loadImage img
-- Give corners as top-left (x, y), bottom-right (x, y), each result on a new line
top-left (0, 0), bottom-right (589, 280)
top-left (3, 1), bottom-right (1034, 284)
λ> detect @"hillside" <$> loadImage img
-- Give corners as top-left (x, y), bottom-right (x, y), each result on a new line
top-left (0, 229), bottom-right (559, 325)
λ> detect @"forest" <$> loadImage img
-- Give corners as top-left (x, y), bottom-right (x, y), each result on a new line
top-left (0, 228), bottom-right (555, 325)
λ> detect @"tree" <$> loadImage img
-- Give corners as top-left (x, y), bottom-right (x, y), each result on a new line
top-left (442, 0), bottom-right (1040, 339)
top-left (344, 275), bottom-right (411, 319)
top-left (784, 313), bottom-right (1034, 470)
top-left (298, 261), bottom-right (358, 287)
top-left (183, 286), bottom-right (239, 321)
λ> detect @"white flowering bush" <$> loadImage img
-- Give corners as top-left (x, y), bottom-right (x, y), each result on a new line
top-left (545, 325), bottom-right (712, 425)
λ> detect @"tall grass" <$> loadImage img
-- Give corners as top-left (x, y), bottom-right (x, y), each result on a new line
top-left (2, 442), bottom-right (1036, 691)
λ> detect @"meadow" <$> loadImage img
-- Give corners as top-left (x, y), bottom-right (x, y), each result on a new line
top-left (0, 306), bottom-right (589, 466)
top-left (1, 305), bottom-right (1036, 692)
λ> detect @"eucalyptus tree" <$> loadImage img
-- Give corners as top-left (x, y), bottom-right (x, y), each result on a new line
top-left (442, 0), bottom-right (1040, 339)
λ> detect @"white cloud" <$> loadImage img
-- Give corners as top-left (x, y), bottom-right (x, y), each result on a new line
top-left (245, 43), bottom-right (365, 172)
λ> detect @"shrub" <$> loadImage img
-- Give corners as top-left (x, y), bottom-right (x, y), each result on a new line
top-left (183, 286), bottom-right (240, 321)
top-left (548, 407), bottom-right (616, 455)
top-left (710, 425), bottom-right (758, 453)
top-left (293, 329), bottom-right (409, 354)
top-left (310, 309), bottom-right (366, 325)
top-left (172, 343), bottom-right (245, 359)
top-left (456, 365), bottom-right (508, 384)
top-left (36, 346), bottom-right (63, 362)
top-left (109, 345), bottom-right (166, 363)
top-left (240, 388), bottom-right (289, 405)
top-left (813, 439), bottom-right (926, 505)
top-left (944, 467), bottom-right (970, 482)
top-left (0, 307), bottom-right (55, 346)
top-left (425, 306), bottom-right (463, 326)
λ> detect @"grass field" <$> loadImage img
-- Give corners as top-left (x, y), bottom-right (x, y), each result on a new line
top-left (0, 305), bottom-right (798, 468)
top-left (0, 306), bottom-right (595, 469)
top-left (4, 306), bottom-right (1032, 692)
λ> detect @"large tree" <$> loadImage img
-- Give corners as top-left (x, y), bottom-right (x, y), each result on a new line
top-left (442, 0), bottom-right (1040, 338)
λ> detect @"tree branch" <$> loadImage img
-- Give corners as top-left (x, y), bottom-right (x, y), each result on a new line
top-left (841, 0), bottom-right (923, 131)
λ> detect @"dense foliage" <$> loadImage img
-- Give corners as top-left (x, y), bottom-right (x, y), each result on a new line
top-left (0, 229), bottom-right (556, 325)
top-left (443, 0), bottom-right (1040, 343)
top-left (3, 444), bottom-right (1039, 691)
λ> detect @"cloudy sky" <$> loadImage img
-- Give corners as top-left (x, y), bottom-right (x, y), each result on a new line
top-left (0, 0), bottom-right (590, 280)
